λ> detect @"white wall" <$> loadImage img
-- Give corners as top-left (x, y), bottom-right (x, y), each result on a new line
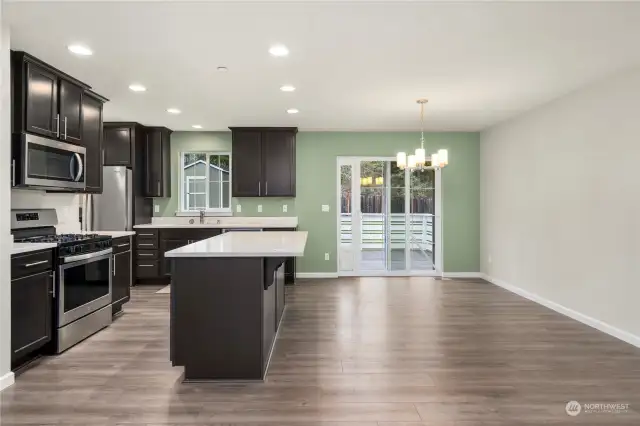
top-left (481, 67), bottom-right (640, 344)
top-left (11, 191), bottom-right (81, 233)
top-left (0, 2), bottom-right (14, 391)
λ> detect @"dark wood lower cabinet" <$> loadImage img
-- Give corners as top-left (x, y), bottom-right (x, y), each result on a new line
top-left (160, 239), bottom-right (190, 276)
top-left (112, 250), bottom-right (131, 315)
top-left (11, 269), bottom-right (53, 364)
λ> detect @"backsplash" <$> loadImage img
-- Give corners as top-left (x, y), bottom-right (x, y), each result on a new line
top-left (11, 189), bottom-right (80, 233)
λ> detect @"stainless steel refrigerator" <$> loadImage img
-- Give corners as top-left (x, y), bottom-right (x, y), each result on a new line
top-left (81, 166), bottom-right (150, 232)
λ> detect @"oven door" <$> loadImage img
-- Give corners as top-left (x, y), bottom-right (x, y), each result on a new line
top-left (58, 249), bottom-right (112, 327)
top-left (20, 133), bottom-right (86, 190)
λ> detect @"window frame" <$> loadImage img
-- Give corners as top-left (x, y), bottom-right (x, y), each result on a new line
top-left (179, 151), bottom-right (232, 213)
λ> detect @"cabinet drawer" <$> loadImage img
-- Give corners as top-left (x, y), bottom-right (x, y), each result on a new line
top-left (11, 250), bottom-right (54, 279)
top-left (136, 229), bottom-right (159, 239)
top-left (136, 238), bottom-right (158, 250)
top-left (136, 250), bottom-right (158, 260)
top-left (113, 237), bottom-right (132, 254)
top-left (136, 260), bottom-right (160, 278)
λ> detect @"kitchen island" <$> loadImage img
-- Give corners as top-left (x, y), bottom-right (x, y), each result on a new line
top-left (165, 230), bottom-right (307, 382)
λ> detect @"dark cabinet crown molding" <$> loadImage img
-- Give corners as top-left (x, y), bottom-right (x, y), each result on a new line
top-left (229, 126), bottom-right (298, 133)
top-left (12, 50), bottom-right (91, 90)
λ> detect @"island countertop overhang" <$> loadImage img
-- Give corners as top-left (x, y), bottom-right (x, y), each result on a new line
top-left (164, 231), bottom-right (308, 258)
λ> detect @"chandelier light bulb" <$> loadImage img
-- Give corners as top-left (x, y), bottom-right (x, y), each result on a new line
top-left (408, 155), bottom-right (417, 169)
top-left (437, 149), bottom-right (449, 167)
top-left (415, 148), bottom-right (426, 167)
top-left (397, 152), bottom-right (407, 169)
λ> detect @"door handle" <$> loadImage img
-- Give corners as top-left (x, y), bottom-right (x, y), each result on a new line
top-left (24, 260), bottom-right (48, 268)
top-left (63, 116), bottom-right (68, 140)
top-left (73, 153), bottom-right (83, 182)
top-left (55, 114), bottom-right (60, 138)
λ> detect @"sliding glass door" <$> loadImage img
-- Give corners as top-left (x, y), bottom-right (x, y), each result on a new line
top-left (338, 157), bottom-right (440, 276)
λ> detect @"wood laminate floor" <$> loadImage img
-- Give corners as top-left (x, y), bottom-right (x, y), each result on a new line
top-left (1, 277), bottom-right (640, 425)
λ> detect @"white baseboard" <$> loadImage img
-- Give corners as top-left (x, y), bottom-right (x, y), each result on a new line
top-left (295, 273), bottom-right (339, 279)
top-left (0, 371), bottom-right (14, 392)
top-left (484, 274), bottom-right (640, 349)
top-left (442, 272), bottom-right (484, 279)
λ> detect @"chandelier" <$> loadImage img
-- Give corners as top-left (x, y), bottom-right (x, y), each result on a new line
top-left (396, 99), bottom-right (448, 170)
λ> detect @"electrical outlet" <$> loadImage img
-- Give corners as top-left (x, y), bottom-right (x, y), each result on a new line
top-left (236, 204), bottom-right (242, 213)
top-left (324, 252), bottom-right (330, 261)
top-left (282, 204), bottom-right (288, 213)
top-left (322, 204), bottom-right (330, 212)
top-left (258, 204), bottom-right (263, 213)
top-left (154, 204), bottom-right (159, 213)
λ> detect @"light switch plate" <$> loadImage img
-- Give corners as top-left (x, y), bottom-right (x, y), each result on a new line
top-left (282, 204), bottom-right (288, 213)
top-left (258, 205), bottom-right (263, 213)
top-left (322, 204), bottom-right (330, 212)
top-left (236, 204), bottom-right (242, 213)
top-left (154, 204), bottom-right (159, 213)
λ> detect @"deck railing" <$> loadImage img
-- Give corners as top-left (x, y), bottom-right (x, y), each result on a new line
top-left (340, 213), bottom-right (433, 251)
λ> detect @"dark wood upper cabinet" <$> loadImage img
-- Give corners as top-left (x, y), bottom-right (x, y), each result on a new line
top-left (104, 126), bottom-right (132, 166)
top-left (231, 129), bottom-right (263, 197)
top-left (23, 62), bottom-right (58, 138)
top-left (144, 127), bottom-right (172, 197)
top-left (231, 127), bottom-right (296, 197)
top-left (11, 51), bottom-right (93, 143)
top-left (58, 79), bottom-right (83, 143)
top-left (81, 91), bottom-right (106, 193)
top-left (262, 130), bottom-right (296, 197)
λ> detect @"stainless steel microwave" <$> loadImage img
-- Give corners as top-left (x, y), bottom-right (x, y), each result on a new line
top-left (12, 133), bottom-right (86, 190)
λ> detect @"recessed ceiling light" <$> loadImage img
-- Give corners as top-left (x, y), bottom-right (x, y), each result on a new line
top-left (216, 66), bottom-right (228, 72)
top-left (67, 44), bottom-right (93, 56)
top-left (269, 45), bottom-right (289, 57)
top-left (280, 85), bottom-right (296, 92)
top-left (192, 125), bottom-right (203, 129)
top-left (129, 84), bottom-right (146, 92)
top-left (167, 108), bottom-right (181, 114)
top-left (287, 108), bottom-right (299, 114)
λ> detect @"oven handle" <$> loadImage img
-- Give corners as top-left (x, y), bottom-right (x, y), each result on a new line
top-left (63, 248), bottom-right (113, 263)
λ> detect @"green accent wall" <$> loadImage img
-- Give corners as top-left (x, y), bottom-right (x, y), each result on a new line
top-left (154, 131), bottom-right (480, 273)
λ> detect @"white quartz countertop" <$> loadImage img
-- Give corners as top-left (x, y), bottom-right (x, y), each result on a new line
top-left (134, 216), bottom-right (298, 229)
top-left (82, 231), bottom-right (136, 238)
top-left (165, 231), bottom-right (308, 258)
top-left (11, 242), bottom-right (58, 256)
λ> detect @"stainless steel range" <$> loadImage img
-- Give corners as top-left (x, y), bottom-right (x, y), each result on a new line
top-left (11, 209), bottom-right (113, 353)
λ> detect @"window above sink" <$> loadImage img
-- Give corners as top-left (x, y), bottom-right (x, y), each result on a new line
top-left (179, 152), bottom-right (231, 214)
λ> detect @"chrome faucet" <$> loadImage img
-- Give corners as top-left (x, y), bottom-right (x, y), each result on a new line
top-left (199, 209), bottom-right (205, 224)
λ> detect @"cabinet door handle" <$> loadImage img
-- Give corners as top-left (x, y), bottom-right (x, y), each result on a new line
top-left (24, 260), bottom-right (48, 268)
top-left (55, 114), bottom-right (60, 138)
top-left (50, 272), bottom-right (55, 298)
top-left (266, 181), bottom-right (268, 195)
top-left (258, 181), bottom-right (261, 196)
top-left (157, 181), bottom-right (161, 195)
top-left (63, 116), bottom-right (68, 140)
top-left (11, 159), bottom-right (15, 187)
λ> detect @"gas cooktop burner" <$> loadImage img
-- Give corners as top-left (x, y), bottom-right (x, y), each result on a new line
top-left (15, 233), bottom-right (106, 244)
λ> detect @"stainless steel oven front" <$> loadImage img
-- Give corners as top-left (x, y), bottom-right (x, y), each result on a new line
top-left (58, 248), bottom-right (112, 327)
top-left (14, 133), bottom-right (86, 190)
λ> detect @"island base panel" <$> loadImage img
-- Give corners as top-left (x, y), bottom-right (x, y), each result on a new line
top-left (172, 257), bottom-right (274, 381)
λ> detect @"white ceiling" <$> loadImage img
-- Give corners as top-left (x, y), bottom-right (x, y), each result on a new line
top-left (6, 1), bottom-right (640, 131)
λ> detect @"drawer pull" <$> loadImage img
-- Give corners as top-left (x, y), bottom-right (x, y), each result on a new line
top-left (138, 243), bottom-right (154, 247)
top-left (138, 253), bottom-right (154, 256)
top-left (24, 260), bottom-right (48, 268)
top-left (117, 243), bottom-right (130, 248)
top-left (138, 264), bottom-right (155, 267)
top-left (138, 233), bottom-right (155, 237)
